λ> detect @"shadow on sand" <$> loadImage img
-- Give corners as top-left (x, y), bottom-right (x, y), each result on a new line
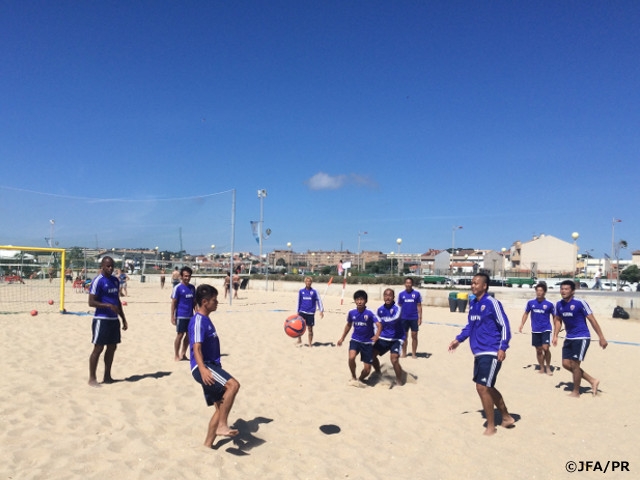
top-left (123, 371), bottom-right (172, 382)
top-left (214, 416), bottom-right (274, 456)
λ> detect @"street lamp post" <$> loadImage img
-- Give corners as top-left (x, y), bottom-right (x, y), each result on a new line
top-left (287, 242), bottom-right (292, 272)
top-left (396, 238), bottom-right (402, 275)
top-left (357, 231), bottom-right (368, 272)
top-left (390, 252), bottom-right (394, 275)
top-left (258, 189), bottom-right (268, 289)
top-left (501, 247), bottom-right (507, 279)
top-left (451, 226), bottom-right (462, 275)
top-left (571, 232), bottom-right (579, 280)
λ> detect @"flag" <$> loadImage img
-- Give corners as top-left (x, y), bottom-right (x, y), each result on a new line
top-left (250, 221), bottom-right (260, 244)
top-left (613, 218), bottom-right (622, 223)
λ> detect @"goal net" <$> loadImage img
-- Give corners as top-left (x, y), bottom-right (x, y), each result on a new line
top-left (0, 246), bottom-right (67, 314)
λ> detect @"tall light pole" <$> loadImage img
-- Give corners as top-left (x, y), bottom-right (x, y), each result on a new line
top-left (451, 226), bottom-right (462, 276)
top-left (287, 242), bottom-right (292, 272)
top-left (396, 238), bottom-right (402, 275)
top-left (357, 231), bottom-right (368, 272)
top-left (571, 232), bottom-right (579, 279)
top-left (501, 247), bottom-right (507, 278)
top-left (48, 219), bottom-right (55, 247)
top-left (390, 251), bottom-right (394, 275)
top-left (611, 218), bottom-right (621, 259)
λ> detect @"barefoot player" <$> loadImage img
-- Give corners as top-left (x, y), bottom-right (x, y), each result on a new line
top-left (448, 273), bottom-right (515, 436)
top-left (519, 283), bottom-right (555, 375)
top-left (552, 280), bottom-right (607, 397)
top-left (189, 284), bottom-right (240, 447)
top-left (296, 276), bottom-right (324, 347)
top-left (171, 266), bottom-right (195, 361)
top-left (372, 288), bottom-right (406, 385)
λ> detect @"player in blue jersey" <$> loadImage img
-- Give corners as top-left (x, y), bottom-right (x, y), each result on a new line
top-left (189, 284), bottom-right (240, 447)
top-left (552, 280), bottom-right (607, 398)
top-left (171, 266), bottom-right (196, 361)
top-left (337, 290), bottom-right (381, 387)
top-left (88, 256), bottom-right (128, 387)
top-left (372, 288), bottom-right (406, 386)
top-left (519, 283), bottom-right (555, 375)
top-left (296, 276), bottom-right (324, 347)
top-left (449, 273), bottom-right (515, 436)
top-left (398, 277), bottom-right (422, 359)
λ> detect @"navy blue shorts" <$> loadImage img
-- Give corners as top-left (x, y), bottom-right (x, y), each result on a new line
top-left (298, 312), bottom-right (315, 328)
top-left (92, 318), bottom-right (121, 345)
top-left (402, 319), bottom-right (419, 332)
top-left (531, 331), bottom-right (551, 347)
top-left (562, 338), bottom-right (590, 361)
top-left (349, 340), bottom-right (374, 364)
top-left (192, 362), bottom-right (233, 406)
top-left (374, 338), bottom-right (403, 356)
top-left (473, 355), bottom-right (501, 388)
top-left (176, 317), bottom-right (190, 333)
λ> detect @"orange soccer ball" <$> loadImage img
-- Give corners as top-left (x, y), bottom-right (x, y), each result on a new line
top-left (284, 314), bottom-right (306, 338)
top-left (30, 309), bottom-right (38, 316)
top-left (48, 299), bottom-right (54, 305)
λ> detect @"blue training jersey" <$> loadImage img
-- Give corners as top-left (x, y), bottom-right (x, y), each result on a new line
top-left (189, 312), bottom-right (221, 371)
top-left (171, 283), bottom-right (196, 318)
top-left (456, 294), bottom-right (511, 356)
top-left (90, 274), bottom-right (120, 320)
top-left (376, 303), bottom-right (405, 341)
top-left (398, 289), bottom-right (421, 320)
top-left (347, 308), bottom-right (380, 344)
top-left (297, 287), bottom-right (323, 314)
top-left (555, 297), bottom-right (592, 339)
top-left (524, 298), bottom-right (555, 332)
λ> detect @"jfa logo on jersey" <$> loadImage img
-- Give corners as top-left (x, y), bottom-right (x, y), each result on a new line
top-left (570, 305), bottom-right (575, 311)
top-left (481, 305), bottom-right (486, 312)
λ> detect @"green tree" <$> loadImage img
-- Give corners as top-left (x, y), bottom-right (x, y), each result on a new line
top-left (620, 264), bottom-right (640, 284)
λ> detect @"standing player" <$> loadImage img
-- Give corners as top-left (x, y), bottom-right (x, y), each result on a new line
top-left (552, 280), bottom-right (608, 397)
top-left (519, 283), bottom-right (555, 375)
top-left (399, 278), bottom-right (422, 358)
top-left (372, 288), bottom-right (406, 386)
top-left (296, 276), bottom-right (324, 347)
top-left (88, 256), bottom-right (128, 387)
top-left (171, 266), bottom-right (196, 361)
top-left (189, 284), bottom-right (240, 447)
top-left (448, 273), bottom-right (515, 436)
top-left (337, 290), bottom-right (381, 387)
top-left (118, 268), bottom-right (129, 297)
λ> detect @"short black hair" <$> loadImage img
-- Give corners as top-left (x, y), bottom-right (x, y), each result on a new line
top-left (195, 284), bottom-right (218, 306)
top-left (180, 266), bottom-right (193, 276)
top-left (560, 279), bottom-right (576, 291)
top-left (535, 282), bottom-right (548, 293)
top-left (353, 289), bottom-right (368, 302)
top-left (474, 272), bottom-right (490, 289)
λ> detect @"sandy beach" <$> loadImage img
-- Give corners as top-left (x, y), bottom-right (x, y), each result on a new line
top-left (1, 279), bottom-right (638, 479)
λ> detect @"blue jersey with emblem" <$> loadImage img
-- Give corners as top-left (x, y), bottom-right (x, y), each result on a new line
top-left (297, 287), bottom-right (323, 314)
top-left (398, 289), bottom-right (422, 320)
top-left (456, 294), bottom-right (511, 356)
top-left (376, 303), bottom-right (405, 341)
top-left (189, 312), bottom-right (221, 371)
top-left (171, 282), bottom-right (196, 318)
top-left (525, 298), bottom-right (555, 332)
top-left (90, 273), bottom-right (120, 320)
top-left (347, 308), bottom-right (380, 344)
top-left (555, 297), bottom-right (592, 339)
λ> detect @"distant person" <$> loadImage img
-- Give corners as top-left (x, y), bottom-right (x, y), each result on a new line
top-left (337, 290), bottom-right (381, 387)
top-left (296, 276), bottom-right (324, 347)
top-left (232, 268), bottom-right (240, 299)
top-left (519, 283), bottom-right (555, 375)
top-left (48, 266), bottom-right (55, 283)
top-left (118, 268), bottom-right (129, 297)
top-left (592, 269), bottom-right (603, 290)
top-left (65, 268), bottom-right (73, 283)
top-left (88, 256), bottom-right (128, 387)
top-left (337, 260), bottom-right (344, 276)
top-left (160, 268), bottom-right (166, 289)
top-left (171, 266), bottom-right (196, 361)
top-left (552, 280), bottom-right (607, 397)
top-left (372, 288), bottom-right (406, 386)
top-left (398, 278), bottom-right (422, 359)
top-left (171, 267), bottom-right (180, 287)
top-left (189, 284), bottom-right (240, 447)
top-left (448, 273), bottom-right (515, 436)
top-left (223, 272), bottom-right (231, 299)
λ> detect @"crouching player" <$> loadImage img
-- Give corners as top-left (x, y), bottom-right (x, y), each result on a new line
top-left (189, 284), bottom-right (240, 448)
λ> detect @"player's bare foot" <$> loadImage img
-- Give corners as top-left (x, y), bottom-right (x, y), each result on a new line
top-left (103, 376), bottom-right (115, 384)
top-left (545, 367), bottom-right (553, 376)
top-left (501, 416), bottom-right (516, 429)
top-left (88, 379), bottom-right (102, 388)
top-left (568, 391), bottom-right (581, 398)
top-left (411, 354), bottom-right (417, 359)
top-left (216, 427), bottom-right (239, 437)
top-left (174, 356), bottom-right (182, 361)
top-left (483, 427), bottom-right (497, 436)
top-left (537, 367), bottom-right (545, 374)
top-left (591, 379), bottom-right (600, 396)
top-left (348, 378), bottom-right (366, 388)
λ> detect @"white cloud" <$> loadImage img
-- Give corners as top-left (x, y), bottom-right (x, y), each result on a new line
top-left (306, 172), bottom-right (377, 190)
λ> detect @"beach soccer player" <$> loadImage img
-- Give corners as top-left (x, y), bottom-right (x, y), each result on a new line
top-left (399, 277), bottom-right (422, 358)
top-left (171, 266), bottom-right (196, 361)
top-left (189, 284), bottom-right (240, 447)
top-left (337, 290), bottom-right (381, 387)
top-left (519, 282), bottom-right (555, 375)
top-left (88, 256), bottom-right (128, 387)
top-left (296, 276), bottom-right (324, 347)
top-left (552, 280), bottom-right (608, 397)
top-left (448, 273), bottom-right (515, 436)
top-left (372, 288), bottom-right (406, 386)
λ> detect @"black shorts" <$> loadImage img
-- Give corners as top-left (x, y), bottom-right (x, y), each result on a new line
top-left (91, 318), bottom-right (121, 345)
top-left (298, 312), bottom-right (315, 328)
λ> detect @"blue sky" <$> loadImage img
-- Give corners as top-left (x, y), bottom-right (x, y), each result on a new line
top-left (1, 1), bottom-right (638, 258)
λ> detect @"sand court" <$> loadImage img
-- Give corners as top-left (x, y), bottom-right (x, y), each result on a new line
top-left (1, 280), bottom-right (638, 479)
